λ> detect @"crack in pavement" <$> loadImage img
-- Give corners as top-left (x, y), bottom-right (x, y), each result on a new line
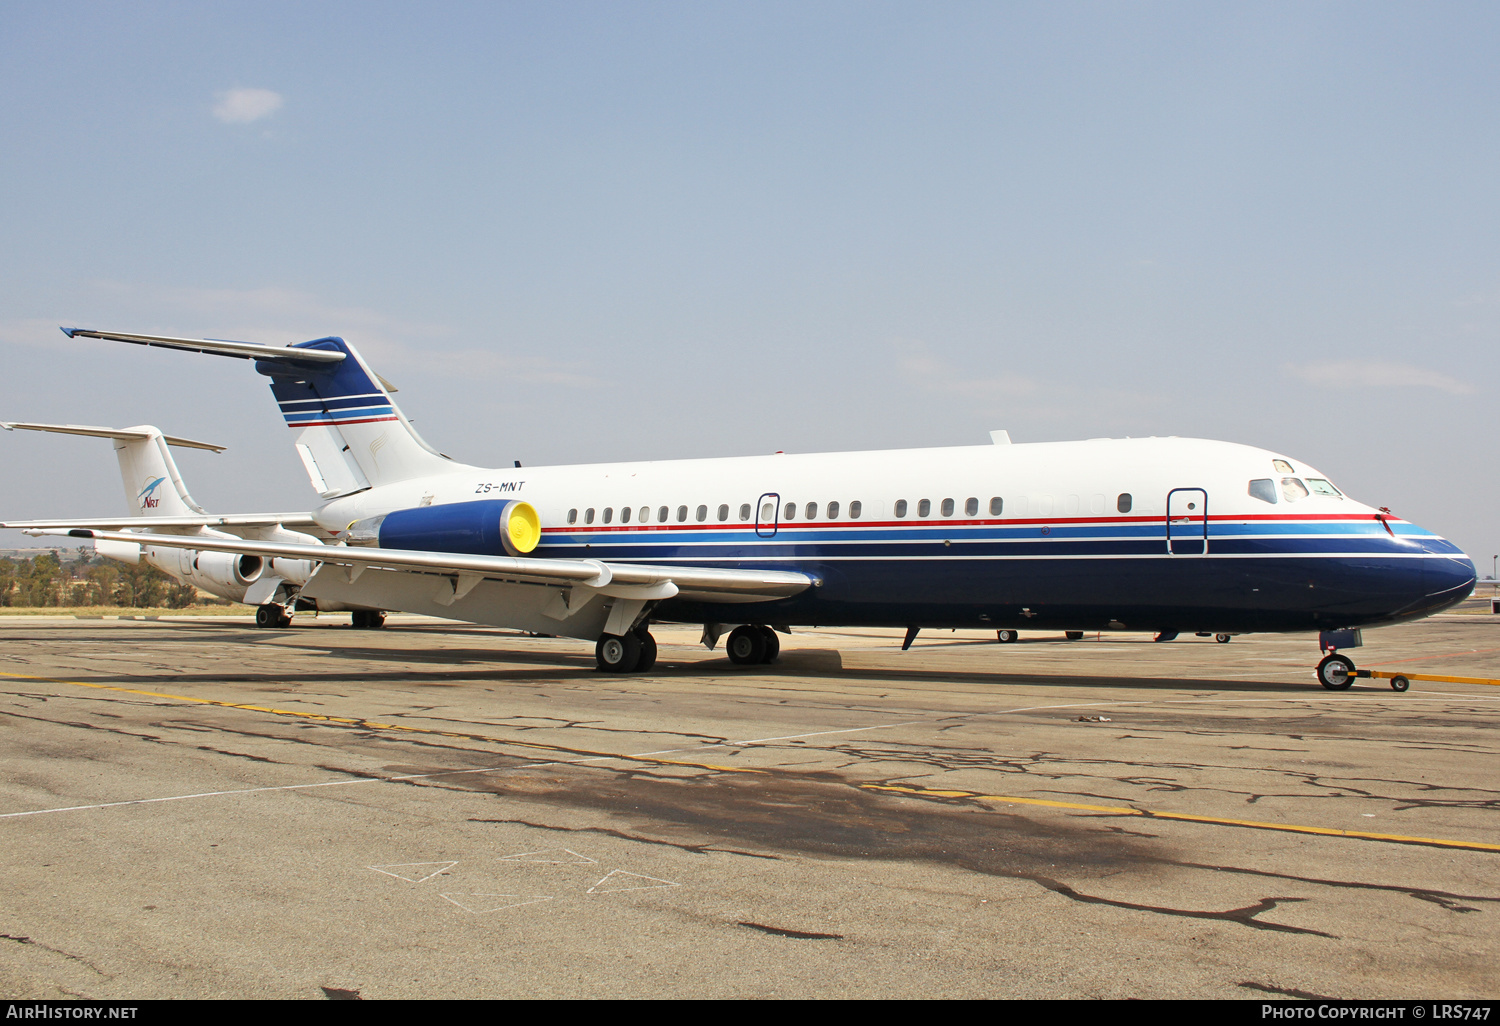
top-left (1239, 981), bottom-right (1335, 1000)
top-left (1028, 883), bottom-right (1336, 937)
top-left (738, 921), bottom-right (843, 940)
top-left (1166, 860), bottom-right (1498, 912)
top-left (1, 933), bottom-right (111, 978)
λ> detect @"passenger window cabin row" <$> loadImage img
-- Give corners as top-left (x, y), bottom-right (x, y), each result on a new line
top-left (568, 503), bottom-right (740, 526)
top-left (888, 497), bottom-right (1002, 519)
top-left (565, 493), bottom-right (1137, 525)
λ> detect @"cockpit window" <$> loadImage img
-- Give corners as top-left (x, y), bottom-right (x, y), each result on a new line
top-left (1305, 478), bottom-right (1342, 497)
top-left (1273, 459), bottom-right (1294, 474)
top-left (1248, 479), bottom-right (1277, 504)
top-left (1281, 477), bottom-right (1309, 502)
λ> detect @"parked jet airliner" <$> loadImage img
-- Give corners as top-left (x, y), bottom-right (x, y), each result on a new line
top-left (10, 328), bottom-right (1477, 688)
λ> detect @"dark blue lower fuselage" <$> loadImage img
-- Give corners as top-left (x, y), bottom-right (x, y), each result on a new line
top-left (548, 519), bottom-right (1476, 633)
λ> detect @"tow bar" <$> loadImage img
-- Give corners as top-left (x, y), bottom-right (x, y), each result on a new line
top-left (1352, 669), bottom-right (1500, 693)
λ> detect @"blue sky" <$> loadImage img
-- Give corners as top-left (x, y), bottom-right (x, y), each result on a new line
top-left (2, 2), bottom-right (1496, 569)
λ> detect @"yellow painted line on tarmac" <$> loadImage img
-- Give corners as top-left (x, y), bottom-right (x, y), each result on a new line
top-left (862, 783), bottom-right (1500, 854)
top-left (0, 669), bottom-right (759, 776)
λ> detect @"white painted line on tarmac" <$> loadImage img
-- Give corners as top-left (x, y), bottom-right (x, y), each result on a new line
top-left (440, 893), bottom-right (554, 914)
top-left (369, 861), bottom-right (459, 883)
top-left (586, 869), bottom-right (679, 893)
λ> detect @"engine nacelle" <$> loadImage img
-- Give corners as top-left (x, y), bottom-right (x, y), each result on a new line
top-left (268, 558), bottom-right (316, 586)
top-left (346, 499), bottom-right (541, 557)
top-left (187, 550), bottom-right (265, 592)
top-left (94, 538), bottom-right (143, 565)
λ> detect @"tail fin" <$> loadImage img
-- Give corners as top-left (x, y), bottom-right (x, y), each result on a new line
top-left (59, 328), bottom-right (471, 495)
top-left (0, 423), bottom-right (221, 516)
top-left (254, 337), bottom-right (468, 495)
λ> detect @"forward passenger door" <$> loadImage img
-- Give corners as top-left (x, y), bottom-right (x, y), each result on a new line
top-left (1166, 488), bottom-right (1208, 555)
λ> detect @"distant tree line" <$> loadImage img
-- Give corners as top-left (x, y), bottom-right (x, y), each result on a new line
top-left (0, 547), bottom-right (203, 608)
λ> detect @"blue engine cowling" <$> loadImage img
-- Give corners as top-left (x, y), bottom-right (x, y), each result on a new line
top-left (345, 499), bottom-right (541, 557)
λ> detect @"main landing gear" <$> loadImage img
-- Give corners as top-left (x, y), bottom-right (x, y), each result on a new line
top-left (595, 626), bottom-right (658, 674)
top-left (351, 610), bottom-right (386, 630)
top-left (255, 603), bottom-right (292, 629)
top-left (726, 624), bottom-right (781, 665)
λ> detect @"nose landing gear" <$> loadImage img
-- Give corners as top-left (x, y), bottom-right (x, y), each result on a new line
top-left (1317, 652), bottom-right (1355, 690)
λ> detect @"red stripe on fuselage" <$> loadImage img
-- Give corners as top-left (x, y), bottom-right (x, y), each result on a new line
top-left (537, 512), bottom-right (1408, 534)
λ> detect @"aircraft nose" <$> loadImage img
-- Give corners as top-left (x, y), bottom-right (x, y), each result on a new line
top-left (1425, 552), bottom-right (1477, 605)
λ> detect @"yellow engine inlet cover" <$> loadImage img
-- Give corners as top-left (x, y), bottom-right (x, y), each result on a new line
top-left (501, 501), bottom-right (542, 556)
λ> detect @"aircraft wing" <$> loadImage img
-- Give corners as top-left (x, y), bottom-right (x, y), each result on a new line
top-left (3, 514), bottom-right (323, 531)
top-left (54, 529), bottom-right (815, 604)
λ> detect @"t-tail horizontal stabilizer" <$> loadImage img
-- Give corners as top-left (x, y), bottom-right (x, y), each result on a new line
top-left (62, 328), bottom-right (346, 365)
top-left (64, 326), bottom-right (472, 496)
top-left (1, 420), bottom-right (217, 517)
top-left (0, 421), bottom-right (323, 535)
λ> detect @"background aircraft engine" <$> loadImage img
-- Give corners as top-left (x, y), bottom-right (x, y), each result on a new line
top-left (346, 499), bottom-right (541, 557)
top-left (187, 550), bottom-right (265, 591)
top-left (268, 558), bottom-right (315, 586)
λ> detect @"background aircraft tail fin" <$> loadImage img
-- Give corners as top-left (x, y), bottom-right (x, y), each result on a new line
top-left (0, 422), bottom-right (220, 516)
top-left (254, 337), bottom-right (467, 495)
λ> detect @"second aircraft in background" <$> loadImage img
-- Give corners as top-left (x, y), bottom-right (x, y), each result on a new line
top-left (1, 420), bottom-right (385, 627)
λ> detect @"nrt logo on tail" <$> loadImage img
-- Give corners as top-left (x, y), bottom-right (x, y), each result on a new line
top-left (138, 476), bottom-right (166, 510)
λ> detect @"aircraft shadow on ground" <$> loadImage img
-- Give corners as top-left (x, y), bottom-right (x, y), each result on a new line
top-left (45, 630), bottom-right (1326, 694)
top-left (13, 619), bottom-right (1337, 693)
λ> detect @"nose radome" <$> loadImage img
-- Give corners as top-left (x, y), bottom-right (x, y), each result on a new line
top-left (1425, 553), bottom-right (1477, 606)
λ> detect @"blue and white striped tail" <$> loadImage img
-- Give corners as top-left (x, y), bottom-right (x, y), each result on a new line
top-left (276, 390), bottom-right (397, 428)
top-left (265, 337), bottom-right (398, 428)
top-left (255, 336), bottom-right (466, 492)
